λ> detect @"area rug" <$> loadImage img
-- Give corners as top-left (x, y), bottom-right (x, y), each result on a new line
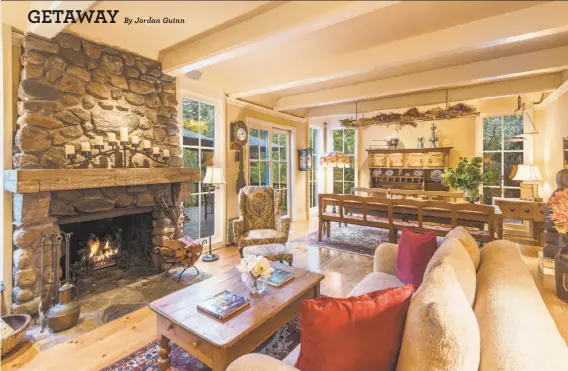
top-left (291, 223), bottom-right (394, 256)
top-left (292, 224), bottom-right (442, 257)
top-left (99, 316), bottom-right (300, 371)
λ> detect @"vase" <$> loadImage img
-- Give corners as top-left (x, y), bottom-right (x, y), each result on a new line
top-left (241, 273), bottom-right (266, 295)
top-left (464, 189), bottom-right (480, 203)
top-left (555, 234), bottom-right (568, 303)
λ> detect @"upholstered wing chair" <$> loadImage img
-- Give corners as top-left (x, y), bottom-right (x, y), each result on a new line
top-left (233, 186), bottom-right (291, 256)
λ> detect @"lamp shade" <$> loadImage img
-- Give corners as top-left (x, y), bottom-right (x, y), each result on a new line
top-left (512, 164), bottom-right (542, 182)
top-left (202, 166), bottom-right (226, 185)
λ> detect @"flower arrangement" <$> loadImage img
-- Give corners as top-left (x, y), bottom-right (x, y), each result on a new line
top-left (236, 255), bottom-right (275, 294)
top-left (549, 188), bottom-right (568, 234)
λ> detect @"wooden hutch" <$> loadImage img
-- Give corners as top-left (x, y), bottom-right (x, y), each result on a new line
top-left (366, 147), bottom-right (452, 191)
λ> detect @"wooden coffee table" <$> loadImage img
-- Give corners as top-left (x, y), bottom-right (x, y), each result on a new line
top-left (149, 264), bottom-right (324, 371)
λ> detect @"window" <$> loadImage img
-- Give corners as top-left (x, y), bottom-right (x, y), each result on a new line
top-left (182, 98), bottom-right (215, 240)
top-left (332, 129), bottom-right (356, 194)
top-left (249, 127), bottom-right (291, 215)
top-left (272, 130), bottom-right (289, 215)
top-left (249, 128), bottom-right (270, 186)
top-left (482, 115), bottom-right (524, 205)
top-left (309, 127), bottom-right (318, 208)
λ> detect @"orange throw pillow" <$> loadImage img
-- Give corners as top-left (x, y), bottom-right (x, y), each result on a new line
top-left (296, 285), bottom-right (413, 371)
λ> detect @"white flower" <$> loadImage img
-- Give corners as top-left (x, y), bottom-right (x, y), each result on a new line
top-left (235, 255), bottom-right (274, 278)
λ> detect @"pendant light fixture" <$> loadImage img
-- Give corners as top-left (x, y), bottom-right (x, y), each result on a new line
top-left (505, 96), bottom-right (539, 143)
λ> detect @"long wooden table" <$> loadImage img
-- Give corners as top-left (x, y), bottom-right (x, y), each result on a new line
top-left (149, 264), bottom-right (324, 371)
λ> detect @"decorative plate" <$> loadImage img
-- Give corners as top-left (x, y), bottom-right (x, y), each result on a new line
top-left (372, 169), bottom-right (382, 176)
top-left (404, 172), bottom-right (410, 176)
top-left (430, 169), bottom-right (443, 182)
top-left (413, 170), bottom-right (424, 177)
top-left (385, 169), bottom-right (394, 176)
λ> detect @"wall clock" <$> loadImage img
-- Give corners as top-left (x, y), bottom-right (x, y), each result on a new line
top-left (231, 120), bottom-right (248, 147)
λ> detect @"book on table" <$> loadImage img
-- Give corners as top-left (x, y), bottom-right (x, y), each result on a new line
top-left (197, 290), bottom-right (250, 320)
top-left (260, 267), bottom-right (295, 287)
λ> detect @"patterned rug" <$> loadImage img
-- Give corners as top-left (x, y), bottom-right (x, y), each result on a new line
top-left (292, 223), bottom-right (393, 256)
top-left (100, 316), bottom-right (300, 371)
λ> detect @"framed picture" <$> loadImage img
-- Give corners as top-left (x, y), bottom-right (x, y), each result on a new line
top-left (298, 149), bottom-right (311, 171)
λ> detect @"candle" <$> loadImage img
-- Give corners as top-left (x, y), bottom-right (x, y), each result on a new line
top-left (107, 132), bottom-right (117, 143)
top-left (95, 136), bottom-right (104, 146)
top-left (65, 144), bottom-right (75, 156)
top-left (119, 127), bottom-right (128, 143)
top-left (152, 147), bottom-right (160, 155)
top-left (162, 149), bottom-right (170, 158)
top-left (131, 135), bottom-right (140, 145)
top-left (81, 142), bottom-right (91, 153)
top-left (143, 140), bottom-right (151, 149)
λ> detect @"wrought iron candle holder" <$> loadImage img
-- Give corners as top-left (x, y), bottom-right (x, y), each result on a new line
top-left (65, 135), bottom-right (171, 168)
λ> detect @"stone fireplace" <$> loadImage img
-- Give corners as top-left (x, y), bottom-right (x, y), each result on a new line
top-left (7, 32), bottom-right (199, 315)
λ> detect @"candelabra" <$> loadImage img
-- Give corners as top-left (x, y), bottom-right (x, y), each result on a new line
top-left (65, 131), bottom-right (171, 168)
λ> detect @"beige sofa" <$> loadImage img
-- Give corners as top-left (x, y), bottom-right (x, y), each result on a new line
top-left (228, 227), bottom-right (568, 371)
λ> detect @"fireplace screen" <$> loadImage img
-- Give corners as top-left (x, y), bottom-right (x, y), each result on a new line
top-left (59, 212), bottom-right (155, 290)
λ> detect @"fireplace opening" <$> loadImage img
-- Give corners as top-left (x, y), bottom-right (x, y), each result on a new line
top-left (59, 212), bottom-right (157, 297)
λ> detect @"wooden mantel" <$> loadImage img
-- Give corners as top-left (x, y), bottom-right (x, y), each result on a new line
top-left (3, 168), bottom-right (200, 193)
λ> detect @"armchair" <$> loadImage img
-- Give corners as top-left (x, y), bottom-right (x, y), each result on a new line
top-left (233, 186), bottom-right (291, 257)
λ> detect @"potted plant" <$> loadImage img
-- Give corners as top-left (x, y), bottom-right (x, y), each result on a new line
top-left (441, 157), bottom-right (500, 203)
top-left (547, 188), bottom-right (568, 303)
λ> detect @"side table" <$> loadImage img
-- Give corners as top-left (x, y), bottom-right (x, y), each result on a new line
top-left (493, 197), bottom-right (546, 245)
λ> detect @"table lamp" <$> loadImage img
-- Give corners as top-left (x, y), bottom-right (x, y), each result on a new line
top-left (512, 164), bottom-right (542, 201)
top-left (201, 166), bottom-right (226, 262)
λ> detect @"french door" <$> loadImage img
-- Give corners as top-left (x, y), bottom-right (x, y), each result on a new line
top-left (248, 127), bottom-right (291, 216)
top-left (182, 98), bottom-right (215, 241)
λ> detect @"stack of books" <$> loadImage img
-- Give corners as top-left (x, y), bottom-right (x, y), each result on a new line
top-left (197, 290), bottom-right (250, 320)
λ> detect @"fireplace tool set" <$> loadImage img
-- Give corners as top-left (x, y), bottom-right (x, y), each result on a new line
top-left (39, 232), bottom-right (81, 333)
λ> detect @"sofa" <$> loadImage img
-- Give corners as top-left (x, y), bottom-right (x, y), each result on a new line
top-left (227, 227), bottom-right (568, 371)
top-left (233, 186), bottom-right (291, 256)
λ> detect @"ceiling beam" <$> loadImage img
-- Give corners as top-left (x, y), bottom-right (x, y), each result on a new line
top-left (26, 1), bottom-right (97, 39)
top-left (306, 73), bottom-right (562, 118)
top-left (275, 46), bottom-right (568, 111)
top-left (159, 1), bottom-right (399, 75)
top-left (231, 1), bottom-right (568, 99)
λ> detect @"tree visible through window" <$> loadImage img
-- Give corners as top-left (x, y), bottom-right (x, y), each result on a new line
top-left (332, 129), bottom-right (355, 194)
top-left (182, 98), bottom-right (215, 240)
top-left (482, 115), bottom-right (523, 205)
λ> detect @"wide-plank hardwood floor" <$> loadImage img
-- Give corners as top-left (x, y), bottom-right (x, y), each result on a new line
top-left (4, 218), bottom-right (567, 370)
top-left (4, 218), bottom-right (373, 371)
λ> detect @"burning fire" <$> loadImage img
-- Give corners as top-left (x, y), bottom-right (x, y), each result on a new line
top-left (88, 237), bottom-right (118, 265)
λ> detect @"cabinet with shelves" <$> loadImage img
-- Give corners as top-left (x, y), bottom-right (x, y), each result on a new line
top-left (367, 147), bottom-right (452, 191)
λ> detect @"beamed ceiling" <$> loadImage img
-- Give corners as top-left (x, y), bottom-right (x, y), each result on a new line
top-left (3, 1), bottom-right (567, 118)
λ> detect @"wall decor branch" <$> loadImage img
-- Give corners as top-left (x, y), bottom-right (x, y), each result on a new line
top-left (340, 104), bottom-right (479, 129)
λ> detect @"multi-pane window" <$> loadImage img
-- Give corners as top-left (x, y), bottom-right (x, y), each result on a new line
top-left (308, 127), bottom-right (318, 208)
top-left (249, 128), bottom-right (290, 215)
top-left (272, 131), bottom-right (289, 215)
top-left (482, 115), bottom-right (524, 205)
top-left (182, 98), bottom-right (215, 240)
top-left (249, 128), bottom-right (270, 186)
top-left (332, 129), bottom-right (356, 194)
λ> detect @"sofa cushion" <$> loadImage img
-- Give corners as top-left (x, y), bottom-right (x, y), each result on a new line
top-left (396, 229), bottom-right (438, 288)
top-left (475, 240), bottom-right (568, 370)
top-left (296, 285), bottom-right (413, 371)
top-left (397, 262), bottom-right (480, 371)
top-left (349, 272), bottom-right (405, 297)
top-left (424, 237), bottom-right (476, 306)
top-left (445, 226), bottom-right (480, 270)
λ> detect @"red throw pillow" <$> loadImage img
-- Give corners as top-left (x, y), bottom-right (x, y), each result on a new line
top-left (296, 285), bottom-right (413, 371)
top-left (396, 229), bottom-right (437, 288)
